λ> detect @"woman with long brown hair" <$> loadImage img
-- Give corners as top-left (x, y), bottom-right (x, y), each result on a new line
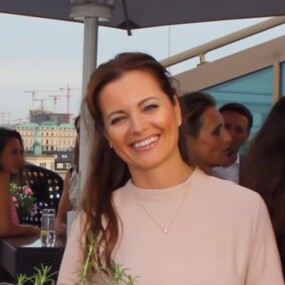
top-left (0, 127), bottom-right (39, 237)
top-left (240, 96), bottom-right (285, 278)
top-left (58, 53), bottom-right (283, 285)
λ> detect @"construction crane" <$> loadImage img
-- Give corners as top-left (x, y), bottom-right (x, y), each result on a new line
top-left (33, 98), bottom-right (53, 111)
top-left (25, 90), bottom-right (62, 109)
top-left (0, 112), bottom-right (11, 125)
top-left (49, 95), bottom-right (65, 112)
top-left (59, 85), bottom-right (80, 123)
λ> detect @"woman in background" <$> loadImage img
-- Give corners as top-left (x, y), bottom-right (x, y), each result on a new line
top-left (241, 96), bottom-right (285, 278)
top-left (55, 116), bottom-right (80, 235)
top-left (58, 53), bottom-right (283, 285)
top-left (180, 91), bottom-right (232, 174)
top-left (0, 127), bottom-right (39, 237)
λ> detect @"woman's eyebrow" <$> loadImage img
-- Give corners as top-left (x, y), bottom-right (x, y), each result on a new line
top-left (106, 97), bottom-right (159, 119)
top-left (211, 123), bottom-right (223, 133)
top-left (137, 97), bottom-right (159, 107)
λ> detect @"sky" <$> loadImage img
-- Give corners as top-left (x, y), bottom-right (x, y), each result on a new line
top-left (0, 13), bottom-right (284, 123)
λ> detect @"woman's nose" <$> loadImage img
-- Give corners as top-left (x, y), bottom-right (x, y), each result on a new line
top-left (129, 114), bottom-right (147, 134)
top-left (18, 151), bottom-right (24, 161)
top-left (223, 128), bottom-right (232, 145)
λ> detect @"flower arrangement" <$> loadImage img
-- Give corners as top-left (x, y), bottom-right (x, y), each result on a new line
top-left (10, 182), bottom-right (38, 218)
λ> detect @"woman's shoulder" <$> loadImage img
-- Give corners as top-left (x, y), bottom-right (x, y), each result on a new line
top-left (193, 168), bottom-right (262, 207)
top-left (112, 181), bottom-right (131, 200)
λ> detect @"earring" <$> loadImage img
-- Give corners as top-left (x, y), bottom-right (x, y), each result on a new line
top-left (109, 141), bottom-right (113, 149)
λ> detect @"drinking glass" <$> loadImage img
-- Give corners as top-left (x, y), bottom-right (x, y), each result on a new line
top-left (41, 208), bottom-right (56, 247)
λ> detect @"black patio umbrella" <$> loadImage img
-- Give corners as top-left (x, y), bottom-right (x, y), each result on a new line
top-left (1, 0), bottom-right (285, 30)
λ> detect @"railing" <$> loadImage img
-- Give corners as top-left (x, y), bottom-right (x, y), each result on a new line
top-left (160, 16), bottom-right (285, 68)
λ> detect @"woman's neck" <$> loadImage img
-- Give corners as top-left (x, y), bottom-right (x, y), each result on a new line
top-left (130, 161), bottom-right (193, 190)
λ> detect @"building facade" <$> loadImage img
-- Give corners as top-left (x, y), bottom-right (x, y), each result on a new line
top-left (16, 122), bottom-right (77, 152)
top-left (29, 110), bottom-right (70, 125)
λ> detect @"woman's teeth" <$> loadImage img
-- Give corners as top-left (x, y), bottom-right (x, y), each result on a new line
top-left (133, 136), bottom-right (159, 149)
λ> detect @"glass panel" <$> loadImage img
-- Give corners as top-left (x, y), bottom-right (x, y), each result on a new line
top-left (205, 67), bottom-right (273, 137)
top-left (281, 62), bottom-right (285, 97)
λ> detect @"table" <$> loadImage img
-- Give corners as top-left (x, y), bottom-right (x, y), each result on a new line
top-left (0, 235), bottom-right (65, 282)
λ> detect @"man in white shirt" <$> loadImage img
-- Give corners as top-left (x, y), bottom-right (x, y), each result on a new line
top-left (212, 103), bottom-right (253, 184)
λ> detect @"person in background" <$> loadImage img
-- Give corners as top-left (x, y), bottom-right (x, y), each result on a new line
top-left (55, 116), bottom-right (80, 235)
top-left (212, 102), bottom-right (253, 184)
top-left (240, 96), bottom-right (285, 278)
top-left (58, 52), bottom-right (283, 285)
top-left (0, 127), bottom-right (40, 237)
top-left (180, 91), bottom-right (232, 174)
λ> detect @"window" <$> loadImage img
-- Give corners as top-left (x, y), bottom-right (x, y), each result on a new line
top-left (205, 67), bottom-right (273, 136)
top-left (57, 162), bottom-right (64, 168)
top-left (39, 163), bottom-right (46, 168)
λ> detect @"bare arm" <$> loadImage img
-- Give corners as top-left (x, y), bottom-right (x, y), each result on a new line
top-left (0, 172), bottom-right (39, 237)
top-left (57, 213), bottom-right (86, 284)
top-left (55, 171), bottom-right (72, 235)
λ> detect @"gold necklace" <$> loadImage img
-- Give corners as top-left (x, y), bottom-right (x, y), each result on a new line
top-left (135, 188), bottom-right (189, 234)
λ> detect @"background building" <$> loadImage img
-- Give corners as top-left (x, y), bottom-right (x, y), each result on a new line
top-left (17, 121), bottom-right (77, 152)
top-left (13, 115), bottom-right (77, 178)
top-left (29, 110), bottom-right (70, 125)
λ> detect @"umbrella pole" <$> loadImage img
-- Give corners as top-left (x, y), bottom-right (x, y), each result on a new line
top-left (79, 17), bottom-right (98, 193)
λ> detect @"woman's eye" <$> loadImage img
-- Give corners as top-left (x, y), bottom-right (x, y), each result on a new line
top-left (110, 116), bottom-right (126, 125)
top-left (212, 126), bottom-right (221, 137)
top-left (144, 104), bottom-right (158, 112)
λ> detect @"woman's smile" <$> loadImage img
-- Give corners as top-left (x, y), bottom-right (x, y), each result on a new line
top-left (131, 135), bottom-right (160, 151)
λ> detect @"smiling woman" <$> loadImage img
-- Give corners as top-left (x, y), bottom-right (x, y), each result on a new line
top-left (99, 70), bottom-right (183, 178)
top-left (58, 52), bottom-right (283, 285)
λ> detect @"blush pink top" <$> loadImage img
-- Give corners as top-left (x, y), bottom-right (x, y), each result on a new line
top-left (11, 200), bottom-right (20, 224)
top-left (58, 169), bottom-right (284, 285)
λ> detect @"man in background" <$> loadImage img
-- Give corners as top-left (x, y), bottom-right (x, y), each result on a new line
top-left (212, 102), bottom-right (253, 184)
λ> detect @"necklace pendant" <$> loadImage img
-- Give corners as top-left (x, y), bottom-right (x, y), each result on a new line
top-left (163, 228), bottom-right (168, 233)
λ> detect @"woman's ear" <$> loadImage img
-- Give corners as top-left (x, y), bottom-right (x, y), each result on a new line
top-left (103, 131), bottom-right (113, 149)
top-left (103, 131), bottom-right (110, 143)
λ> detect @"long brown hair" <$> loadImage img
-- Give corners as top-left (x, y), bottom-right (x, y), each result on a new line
top-left (0, 127), bottom-right (25, 184)
top-left (82, 52), bottom-right (191, 267)
top-left (240, 96), bottom-right (285, 241)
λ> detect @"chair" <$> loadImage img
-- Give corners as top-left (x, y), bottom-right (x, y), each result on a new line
top-left (20, 163), bottom-right (64, 227)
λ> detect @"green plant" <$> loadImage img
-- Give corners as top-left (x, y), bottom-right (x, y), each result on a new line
top-left (0, 234), bottom-right (138, 285)
top-left (76, 233), bottom-right (138, 285)
top-left (0, 265), bottom-right (57, 285)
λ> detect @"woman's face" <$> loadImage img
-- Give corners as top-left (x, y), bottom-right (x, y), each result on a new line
top-left (99, 70), bottom-right (182, 173)
top-left (0, 137), bottom-right (24, 175)
top-left (188, 107), bottom-right (232, 170)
